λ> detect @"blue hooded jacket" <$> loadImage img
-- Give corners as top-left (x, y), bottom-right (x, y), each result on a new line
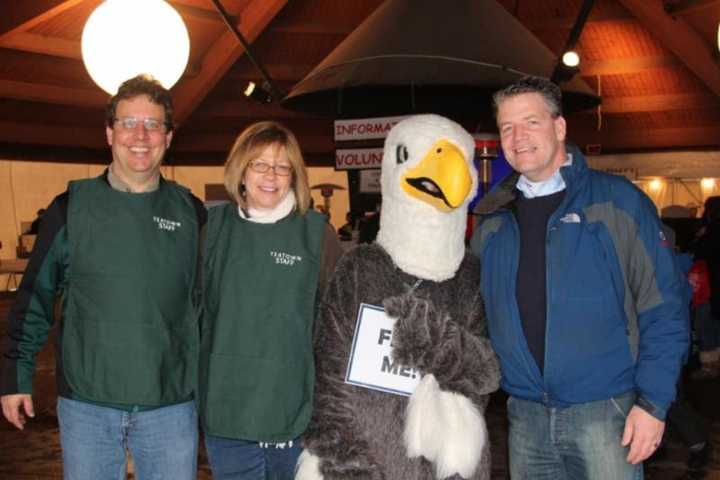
top-left (471, 148), bottom-right (688, 419)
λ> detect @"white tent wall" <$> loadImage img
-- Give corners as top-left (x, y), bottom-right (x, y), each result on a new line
top-left (587, 151), bottom-right (720, 216)
top-left (0, 159), bottom-right (348, 291)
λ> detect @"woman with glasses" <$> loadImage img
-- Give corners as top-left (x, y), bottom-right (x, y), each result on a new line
top-left (199, 121), bottom-right (342, 479)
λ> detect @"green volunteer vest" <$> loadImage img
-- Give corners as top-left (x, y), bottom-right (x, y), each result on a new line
top-left (201, 203), bottom-right (324, 442)
top-left (62, 175), bottom-right (199, 406)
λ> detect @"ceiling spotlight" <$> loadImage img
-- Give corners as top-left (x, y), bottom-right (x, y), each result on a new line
top-left (562, 50), bottom-right (580, 67)
top-left (244, 81), bottom-right (273, 104)
top-left (649, 178), bottom-right (663, 191)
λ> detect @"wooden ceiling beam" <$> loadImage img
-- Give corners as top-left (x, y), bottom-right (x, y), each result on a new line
top-left (665, 0), bottom-right (720, 16)
top-left (173, 126), bottom-right (334, 153)
top-left (0, 79), bottom-right (107, 108)
top-left (599, 93), bottom-right (720, 113)
top-left (570, 125), bottom-right (720, 150)
top-left (616, 0), bottom-right (720, 97)
top-left (0, 34), bottom-right (202, 77)
top-left (0, 144), bottom-right (334, 167)
top-left (0, 143), bottom-right (110, 164)
top-left (271, 19), bottom-right (354, 35)
top-left (517, 2), bottom-right (633, 29)
top-left (0, 0), bottom-right (86, 40)
top-left (172, 0), bottom-right (288, 125)
top-left (230, 63), bottom-right (316, 81)
top-left (168, 1), bottom-right (224, 22)
top-left (581, 55), bottom-right (680, 75)
top-left (0, 32), bottom-right (81, 60)
top-left (194, 100), bottom-right (306, 119)
top-left (0, 121), bottom-right (106, 149)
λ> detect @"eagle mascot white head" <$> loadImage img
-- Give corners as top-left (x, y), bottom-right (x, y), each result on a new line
top-left (376, 114), bottom-right (478, 281)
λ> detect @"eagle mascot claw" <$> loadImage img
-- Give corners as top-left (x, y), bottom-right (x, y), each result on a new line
top-left (296, 114), bottom-right (500, 480)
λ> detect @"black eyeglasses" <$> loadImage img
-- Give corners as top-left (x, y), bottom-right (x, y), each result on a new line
top-left (249, 160), bottom-right (292, 176)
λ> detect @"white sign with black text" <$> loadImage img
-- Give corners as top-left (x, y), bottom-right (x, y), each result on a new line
top-left (345, 303), bottom-right (422, 396)
top-left (334, 115), bottom-right (409, 141)
top-left (335, 148), bottom-right (384, 170)
top-left (359, 169), bottom-right (381, 193)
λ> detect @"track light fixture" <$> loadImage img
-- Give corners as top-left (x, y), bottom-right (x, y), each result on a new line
top-left (244, 81), bottom-right (274, 104)
top-left (212, 0), bottom-right (284, 103)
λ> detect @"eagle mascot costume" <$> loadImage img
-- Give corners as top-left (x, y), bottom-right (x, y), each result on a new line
top-left (296, 114), bottom-right (500, 480)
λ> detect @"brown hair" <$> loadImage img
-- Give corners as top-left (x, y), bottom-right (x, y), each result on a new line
top-left (105, 74), bottom-right (174, 131)
top-left (224, 121), bottom-right (311, 214)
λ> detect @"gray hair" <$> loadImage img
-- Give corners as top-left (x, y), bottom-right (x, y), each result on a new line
top-left (492, 76), bottom-right (563, 119)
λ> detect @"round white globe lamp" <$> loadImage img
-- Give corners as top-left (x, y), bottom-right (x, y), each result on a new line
top-left (562, 50), bottom-right (580, 68)
top-left (81, 0), bottom-right (190, 94)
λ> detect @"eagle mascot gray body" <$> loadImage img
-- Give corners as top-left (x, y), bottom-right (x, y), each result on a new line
top-left (297, 115), bottom-right (500, 480)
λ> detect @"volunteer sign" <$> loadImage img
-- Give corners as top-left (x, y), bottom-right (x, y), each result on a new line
top-left (334, 115), bottom-right (409, 141)
top-left (335, 148), bottom-right (383, 170)
top-left (345, 303), bottom-right (422, 396)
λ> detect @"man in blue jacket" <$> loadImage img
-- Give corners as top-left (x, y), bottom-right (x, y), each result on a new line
top-left (471, 76), bottom-right (688, 479)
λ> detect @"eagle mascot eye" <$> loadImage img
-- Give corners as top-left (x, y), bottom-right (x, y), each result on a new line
top-left (396, 144), bottom-right (409, 164)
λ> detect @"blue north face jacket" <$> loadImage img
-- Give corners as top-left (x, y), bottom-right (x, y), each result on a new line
top-left (470, 149), bottom-right (688, 419)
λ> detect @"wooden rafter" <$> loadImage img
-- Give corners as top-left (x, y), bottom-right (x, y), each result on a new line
top-left (172, 0), bottom-right (288, 124)
top-left (0, 0), bottom-right (86, 40)
top-left (616, 0), bottom-right (720, 97)
top-left (230, 63), bottom-right (315, 81)
top-left (173, 127), bottom-right (334, 153)
top-left (596, 93), bottom-right (720, 113)
top-left (168, 2), bottom-right (225, 22)
top-left (0, 79), bottom-right (107, 108)
top-left (581, 55), bottom-right (680, 75)
top-left (272, 19), bottom-right (354, 35)
top-left (571, 125), bottom-right (720, 149)
top-left (665, 0), bottom-right (720, 16)
top-left (0, 121), bottom-right (106, 149)
top-left (195, 100), bottom-right (304, 119)
top-left (0, 32), bottom-right (81, 60)
top-left (507, 1), bottom-right (632, 29)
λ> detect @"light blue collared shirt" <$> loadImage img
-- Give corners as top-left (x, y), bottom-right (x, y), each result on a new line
top-left (516, 153), bottom-right (573, 199)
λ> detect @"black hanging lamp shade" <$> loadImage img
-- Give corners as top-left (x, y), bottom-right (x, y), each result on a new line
top-left (282, 0), bottom-right (600, 119)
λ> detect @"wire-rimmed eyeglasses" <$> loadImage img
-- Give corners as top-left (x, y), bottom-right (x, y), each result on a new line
top-left (114, 117), bottom-right (166, 132)
top-left (249, 160), bottom-right (292, 176)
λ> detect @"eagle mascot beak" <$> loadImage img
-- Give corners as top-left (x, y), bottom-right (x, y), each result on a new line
top-left (401, 139), bottom-right (473, 212)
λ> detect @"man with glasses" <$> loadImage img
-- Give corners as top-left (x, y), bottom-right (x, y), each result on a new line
top-left (1, 74), bottom-right (206, 480)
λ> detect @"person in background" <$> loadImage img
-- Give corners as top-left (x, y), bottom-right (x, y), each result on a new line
top-left (471, 75), bottom-right (688, 479)
top-left (691, 196), bottom-right (720, 379)
top-left (0, 74), bottom-right (206, 480)
top-left (199, 121), bottom-right (342, 480)
top-left (27, 208), bottom-right (46, 235)
top-left (653, 223), bottom-right (710, 472)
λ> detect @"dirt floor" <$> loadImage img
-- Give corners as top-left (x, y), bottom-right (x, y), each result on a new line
top-left (1, 292), bottom-right (719, 479)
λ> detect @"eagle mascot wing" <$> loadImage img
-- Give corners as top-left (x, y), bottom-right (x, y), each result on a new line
top-left (297, 114), bottom-right (500, 480)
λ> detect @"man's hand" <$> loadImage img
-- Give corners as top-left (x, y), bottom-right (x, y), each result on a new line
top-left (1, 394), bottom-right (35, 430)
top-left (621, 405), bottom-right (665, 464)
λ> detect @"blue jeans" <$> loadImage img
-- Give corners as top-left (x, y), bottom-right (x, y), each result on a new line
top-left (205, 435), bottom-right (301, 480)
top-left (57, 397), bottom-right (198, 480)
top-left (507, 393), bottom-right (643, 480)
